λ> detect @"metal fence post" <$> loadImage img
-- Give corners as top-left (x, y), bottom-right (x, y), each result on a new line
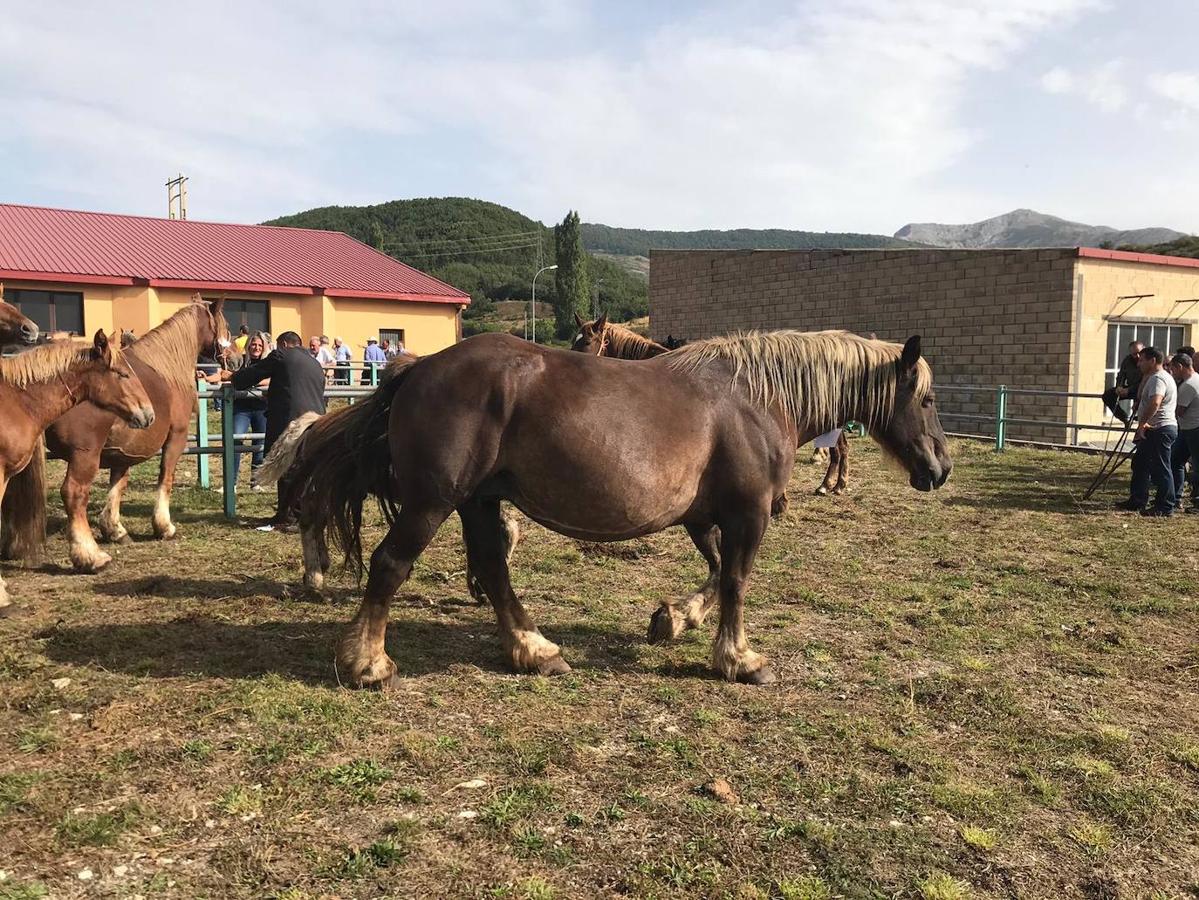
top-left (196, 379), bottom-right (210, 489)
top-left (994, 385), bottom-right (1007, 452)
top-left (222, 384), bottom-right (237, 520)
top-left (370, 363), bottom-right (379, 387)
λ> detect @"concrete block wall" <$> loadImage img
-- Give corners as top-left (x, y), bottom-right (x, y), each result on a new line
top-left (649, 249), bottom-right (1079, 442)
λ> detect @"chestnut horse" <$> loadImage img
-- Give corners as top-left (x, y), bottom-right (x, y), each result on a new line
top-left (293, 329), bottom-right (951, 688)
top-left (572, 314), bottom-right (852, 495)
top-left (0, 292), bottom-right (40, 346)
top-left (0, 331), bottom-right (154, 609)
top-left (34, 298), bottom-right (228, 571)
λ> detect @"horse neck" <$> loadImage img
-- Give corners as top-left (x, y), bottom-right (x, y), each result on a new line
top-left (129, 307), bottom-right (211, 384)
top-left (13, 368), bottom-right (92, 429)
top-left (602, 327), bottom-right (669, 360)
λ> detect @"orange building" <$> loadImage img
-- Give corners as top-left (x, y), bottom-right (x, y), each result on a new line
top-left (0, 204), bottom-right (468, 355)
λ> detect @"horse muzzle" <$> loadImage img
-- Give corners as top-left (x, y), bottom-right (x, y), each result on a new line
top-left (20, 323), bottom-right (39, 344)
top-left (127, 407), bottom-right (156, 429)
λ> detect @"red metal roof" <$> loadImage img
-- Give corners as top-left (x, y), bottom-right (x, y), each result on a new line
top-left (1077, 246), bottom-right (1199, 270)
top-left (0, 203), bottom-right (469, 303)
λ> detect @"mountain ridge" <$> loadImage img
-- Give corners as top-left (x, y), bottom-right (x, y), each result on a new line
top-left (895, 208), bottom-right (1186, 250)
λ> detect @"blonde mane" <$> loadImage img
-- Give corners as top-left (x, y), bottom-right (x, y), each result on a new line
top-left (601, 322), bottom-right (669, 359)
top-left (127, 303), bottom-right (219, 391)
top-left (666, 329), bottom-right (933, 431)
top-left (0, 340), bottom-right (109, 388)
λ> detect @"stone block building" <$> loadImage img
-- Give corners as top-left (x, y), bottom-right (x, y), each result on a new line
top-left (650, 247), bottom-right (1199, 444)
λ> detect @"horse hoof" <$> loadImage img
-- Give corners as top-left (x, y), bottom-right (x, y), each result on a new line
top-left (378, 671), bottom-right (404, 691)
top-left (814, 486), bottom-right (828, 496)
top-left (535, 655), bottom-right (572, 677)
top-left (110, 533), bottom-right (133, 545)
top-left (647, 606), bottom-right (679, 644)
top-left (737, 665), bottom-right (777, 686)
top-left (75, 552), bottom-right (112, 574)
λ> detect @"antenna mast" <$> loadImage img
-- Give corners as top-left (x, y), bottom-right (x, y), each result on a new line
top-left (166, 174), bottom-right (188, 220)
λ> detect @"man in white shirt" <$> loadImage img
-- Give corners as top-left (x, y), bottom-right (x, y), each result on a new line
top-left (1169, 352), bottom-right (1199, 513)
top-left (1118, 347), bottom-right (1178, 516)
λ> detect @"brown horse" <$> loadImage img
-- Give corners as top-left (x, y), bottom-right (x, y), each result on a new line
top-left (573, 314), bottom-right (853, 495)
top-left (570, 313), bottom-right (669, 359)
top-left (0, 331), bottom-right (154, 609)
top-left (0, 292), bottom-right (39, 346)
top-left (257, 357), bottom-right (520, 595)
top-left (29, 298), bottom-right (228, 571)
top-left (293, 329), bottom-right (950, 688)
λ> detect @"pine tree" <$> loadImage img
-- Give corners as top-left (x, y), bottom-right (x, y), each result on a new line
top-left (553, 210), bottom-right (591, 337)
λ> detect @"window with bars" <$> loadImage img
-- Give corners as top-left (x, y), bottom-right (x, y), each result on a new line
top-left (3, 288), bottom-right (84, 336)
top-left (213, 298), bottom-right (270, 336)
top-left (1105, 322), bottom-right (1187, 390)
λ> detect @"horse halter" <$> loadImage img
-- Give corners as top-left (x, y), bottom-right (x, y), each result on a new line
top-left (59, 372), bottom-right (76, 403)
top-left (593, 327), bottom-right (610, 357)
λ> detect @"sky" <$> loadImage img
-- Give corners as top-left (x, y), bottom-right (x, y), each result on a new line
top-left (1, 0), bottom-right (1196, 235)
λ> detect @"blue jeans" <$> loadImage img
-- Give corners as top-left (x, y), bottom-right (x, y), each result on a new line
top-left (1130, 425), bottom-right (1177, 512)
top-left (232, 408), bottom-right (267, 481)
top-left (1171, 426), bottom-right (1199, 507)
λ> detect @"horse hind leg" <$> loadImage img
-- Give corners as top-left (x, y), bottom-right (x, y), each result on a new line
top-left (649, 524), bottom-right (720, 644)
top-left (460, 497), bottom-right (569, 676)
top-left (337, 503), bottom-right (453, 689)
top-left (831, 432), bottom-right (849, 494)
top-left (99, 465), bottom-right (132, 544)
top-left (468, 504), bottom-right (520, 604)
top-left (151, 430), bottom-right (187, 540)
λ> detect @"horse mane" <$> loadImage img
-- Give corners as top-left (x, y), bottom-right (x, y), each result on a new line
top-left (602, 322), bottom-right (669, 359)
top-left (0, 340), bottom-right (106, 388)
top-left (665, 330), bottom-right (932, 431)
top-left (127, 303), bottom-right (215, 391)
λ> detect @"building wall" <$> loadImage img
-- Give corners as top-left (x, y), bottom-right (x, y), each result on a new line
top-left (1071, 257), bottom-right (1199, 443)
top-left (323, 297), bottom-right (460, 357)
top-left (649, 249), bottom-right (1079, 441)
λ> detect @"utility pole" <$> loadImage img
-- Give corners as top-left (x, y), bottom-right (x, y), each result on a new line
top-left (166, 174), bottom-right (188, 220)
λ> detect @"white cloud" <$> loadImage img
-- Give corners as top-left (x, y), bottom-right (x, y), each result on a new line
top-left (1038, 60), bottom-right (1128, 111)
top-left (1041, 66), bottom-right (1075, 93)
top-left (0, 0), bottom-right (1114, 230)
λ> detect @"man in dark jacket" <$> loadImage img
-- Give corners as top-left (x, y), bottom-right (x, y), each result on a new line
top-left (223, 331), bottom-right (326, 527)
top-left (1103, 339), bottom-right (1144, 424)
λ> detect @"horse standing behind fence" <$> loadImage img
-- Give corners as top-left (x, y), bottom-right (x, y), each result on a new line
top-left (572, 314), bottom-right (853, 495)
top-left (25, 297), bottom-right (229, 572)
top-left (0, 331), bottom-right (154, 608)
top-left (0, 291), bottom-right (39, 346)
top-left (292, 329), bottom-right (950, 688)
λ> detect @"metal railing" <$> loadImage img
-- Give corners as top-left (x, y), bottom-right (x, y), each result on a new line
top-left (188, 375), bottom-right (1126, 520)
top-left (191, 361), bottom-right (385, 519)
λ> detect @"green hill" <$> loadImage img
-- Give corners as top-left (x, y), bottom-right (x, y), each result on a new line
top-left (264, 198), bottom-right (649, 329)
top-left (1118, 235), bottom-right (1199, 259)
top-left (579, 223), bottom-right (921, 256)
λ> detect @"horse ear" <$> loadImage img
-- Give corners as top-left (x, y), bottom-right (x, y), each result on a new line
top-left (210, 296), bottom-right (225, 317)
top-left (596, 313), bottom-right (608, 330)
top-left (901, 335), bottom-right (922, 372)
top-left (574, 312), bottom-right (584, 328)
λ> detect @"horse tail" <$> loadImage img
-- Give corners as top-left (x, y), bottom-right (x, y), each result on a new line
top-left (255, 411), bottom-right (322, 487)
top-left (2, 435), bottom-right (47, 562)
top-left (291, 356), bottom-right (420, 576)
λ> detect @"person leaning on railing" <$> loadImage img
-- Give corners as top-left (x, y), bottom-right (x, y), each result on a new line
top-left (1103, 339), bottom-right (1144, 425)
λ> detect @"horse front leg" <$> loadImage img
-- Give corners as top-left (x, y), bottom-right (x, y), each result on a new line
top-left (711, 504), bottom-right (774, 685)
top-left (0, 474), bottom-right (10, 612)
top-left (648, 524), bottom-right (720, 643)
top-left (151, 430), bottom-right (187, 540)
top-left (299, 505), bottom-right (328, 592)
top-left (62, 452), bottom-right (109, 573)
top-left (99, 464), bottom-right (132, 544)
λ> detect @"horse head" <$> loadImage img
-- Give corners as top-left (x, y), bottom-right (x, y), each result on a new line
top-left (571, 312), bottom-right (608, 355)
top-left (194, 294), bottom-right (230, 360)
top-left (0, 288), bottom-right (40, 345)
top-left (81, 330), bottom-right (155, 429)
top-left (871, 335), bottom-right (951, 492)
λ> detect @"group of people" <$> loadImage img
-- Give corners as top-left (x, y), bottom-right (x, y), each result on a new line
top-left (1105, 339), bottom-right (1199, 517)
top-left (305, 332), bottom-right (408, 385)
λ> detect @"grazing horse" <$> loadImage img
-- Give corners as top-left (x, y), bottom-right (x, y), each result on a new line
top-left (37, 298), bottom-right (228, 571)
top-left (0, 293), bottom-right (39, 346)
top-left (0, 331), bottom-right (154, 609)
top-left (570, 313), bottom-right (670, 359)
top-left (292, 329), bottom-right (950, 688)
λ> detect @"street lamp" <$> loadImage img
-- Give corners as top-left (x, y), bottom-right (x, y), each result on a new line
top-left (531, 265), bottom-right (557, 343)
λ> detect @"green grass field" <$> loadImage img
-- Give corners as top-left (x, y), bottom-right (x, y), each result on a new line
top-left (0, 440), bottom-right (1196, 899)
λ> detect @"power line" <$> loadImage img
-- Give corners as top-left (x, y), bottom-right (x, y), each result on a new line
top-left (395, 242), bottom-right (541, 259)
top-left (382, 229), bottom-right (542, 252)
